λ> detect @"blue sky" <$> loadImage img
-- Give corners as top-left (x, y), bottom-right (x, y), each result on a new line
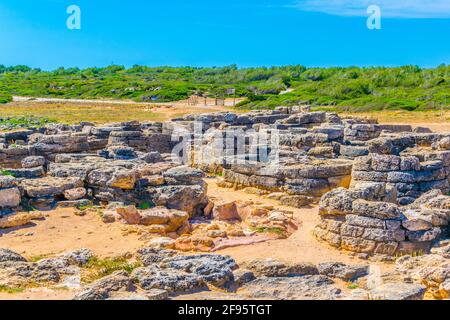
top-left (1, 0), bottom-right (450, 69)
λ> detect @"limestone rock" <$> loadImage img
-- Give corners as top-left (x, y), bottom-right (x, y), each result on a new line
top-left (0, 212), bottom-right (43, 229)
top-left (244, 259), bottom-right (318, 277)
top-left (369, 283), bottom-right (426, 300)
top-left (0, 187), bottom-right (21, 208)
top-left (74, 271), bottom-right (132, 300)
top-left (132, 265), bottom-right (206, 293)
top-left (239, 276), bottom-right (342, 300)
top-left (319, 188), bottom-right (354, 215)
top-left (116, 205), bottom-right (141, 225)
top-left (21, 156), bottom-right (46, 168)
top-left (20, 176), bottom-right (83, 198)
top-left (161, 254), bottom-right (237, 288)
top-left (317, 262), bottom-right (369, 281)
top-left (163, 166), bottom-right (205, 185)
top-left (0, 248), bottom-right (27, 263)
top-left (63, 187), bottom-right (87, 201)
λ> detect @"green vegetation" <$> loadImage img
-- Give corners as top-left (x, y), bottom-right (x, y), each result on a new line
top-left (251, 226), bottom-right (286, 237)
top-left (0, 285), bottom-right (25, 294)
top-left (1, 64), bottom-right (449, 111)
top-left (137, 201), bottom-right (153, 210)
top-left (20, 198), bottom-right (36, 212)
top-left (0, 116), bottom-right (57, 129)
top-left (0, 170), bottom-right (15, 177)
top-left (28, 254), bottom-right (50, 263)
top-left (347, 283), bottom-right (359, 290)
top-left (76, 203), bottom-right (96, 212)
top-left (81, 256), bottom-right (142, 283)
top-left (0, 91), bottom-right (12, 104)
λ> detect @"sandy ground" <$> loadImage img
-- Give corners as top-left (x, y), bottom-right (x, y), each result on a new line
top-left (0, 179), bottom-right (370, 265)
top-left (0, 208), bottom-right (145, 259)
top-left (382, 122), bottom-right (450, 133)
top-left (0, 178), bottom-right (393, 300)
top-left (3, 98), bottom-right (239, 124)
top-left (206, 179), bottom-right (371, 266)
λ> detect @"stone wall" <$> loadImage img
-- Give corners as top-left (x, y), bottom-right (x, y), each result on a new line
top-left (222, 160), bottom-right (352, 207)
top-left (314, 186), bottom-right (450, 258)
top-left (351, 151), bottom-right (450, 206)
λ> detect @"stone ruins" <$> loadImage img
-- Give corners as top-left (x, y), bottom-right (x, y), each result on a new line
top-left (0, 107), bottom-right (449, 300)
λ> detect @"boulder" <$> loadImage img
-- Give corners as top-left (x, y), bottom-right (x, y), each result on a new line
top-left (319, 188), bottom-right (354, 215)
top-left (0, 176), bottom-right (17, 189)
top-left (161, 254), bottom-right (237, 288)
top-left (20, 176), bottom-right (83, 198)
top-left (0, 187), bottom-right (21, 208)
top-left (153, 185), bottom-right (208, 216)
top-left (116, 205), bottom-right (141, 225)
top-left (21, 156), bottom-right (46, 168)
top-left (132, 265), bottom-right (206, 293)
top-left (0, 212), bottom-right (43, 229)
top-left (140, 207), bottom-right (189, 232)
top-left (74, 271), bottom-right (132, 300)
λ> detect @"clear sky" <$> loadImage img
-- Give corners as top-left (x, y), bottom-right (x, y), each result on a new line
top-left (1, 0), bottom-right (450, 69)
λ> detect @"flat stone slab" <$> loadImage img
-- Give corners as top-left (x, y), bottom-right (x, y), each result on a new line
top-left (20, 176), bottom-right (84, 198)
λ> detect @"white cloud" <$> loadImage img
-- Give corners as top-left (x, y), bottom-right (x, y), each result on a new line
top-left (293, 0), bottom-right (450, 18)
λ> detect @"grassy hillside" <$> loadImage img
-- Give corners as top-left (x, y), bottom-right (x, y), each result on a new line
top-left (0, 64), bottom-right (450, 112)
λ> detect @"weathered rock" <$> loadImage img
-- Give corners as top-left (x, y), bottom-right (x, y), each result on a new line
top-left (20, 176), bottom-right (83, 198)
top-left (317, 262), bottom-right (369, 281)
top-left (74, 271), bottom-right (132, 300)
top-left (140, 207), bottom-right (189, 232)
top-left (161, 254), bottom-right (237, 288)
top-left (0, 176), bottom-right (17, 189)
top-left (137, 248), bottom-right (178, 266)
top-left (233, 269), bottom-right (256, 287)
top-left (0, 187), bottom-right (21, 208)
top-left (63, 187), bottom-right (87, 201)
top-left (352, 200), bottom-right (402, 219)
top-left (153, 185), bottom-right (208, 216)
top-left (319, 188), bottom-right (354, 215)
top-left (0, 248), bottom-right (27, 263)
top-left (163, 166), bottom-right (205, 185)
top-left (369, 283), bottom-right (426, 300)
top-left (0, 212), bottom-right (43, 229)
top-left (116, 205), bottom-right (141, 225)
top-left (239, 275), bottom-right (342, 300)
top-left (21, 156), bottom-right (46, 168)
top-left (132, 265), bottom-right (206, 293)
top-left (244, 259), bottom-right (318, 277)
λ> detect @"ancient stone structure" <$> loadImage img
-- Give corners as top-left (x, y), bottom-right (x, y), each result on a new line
top-left (0, 108), bottom-right (449, 259)
top-left (315, 187), bottom-right (450, 257)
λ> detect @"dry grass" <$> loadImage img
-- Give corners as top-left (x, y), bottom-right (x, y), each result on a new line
top-left (339, 110), bottom-right (450, 124)
top-left (1, 101), bottom-right (449, 132)
top-left (1, 101), bottom-right (233, 124)
top-left (339, 110), bottom-right (450, 132)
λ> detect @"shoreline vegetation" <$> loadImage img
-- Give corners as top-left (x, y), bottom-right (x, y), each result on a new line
top-left (0, 64), bottom-right (449, 112)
